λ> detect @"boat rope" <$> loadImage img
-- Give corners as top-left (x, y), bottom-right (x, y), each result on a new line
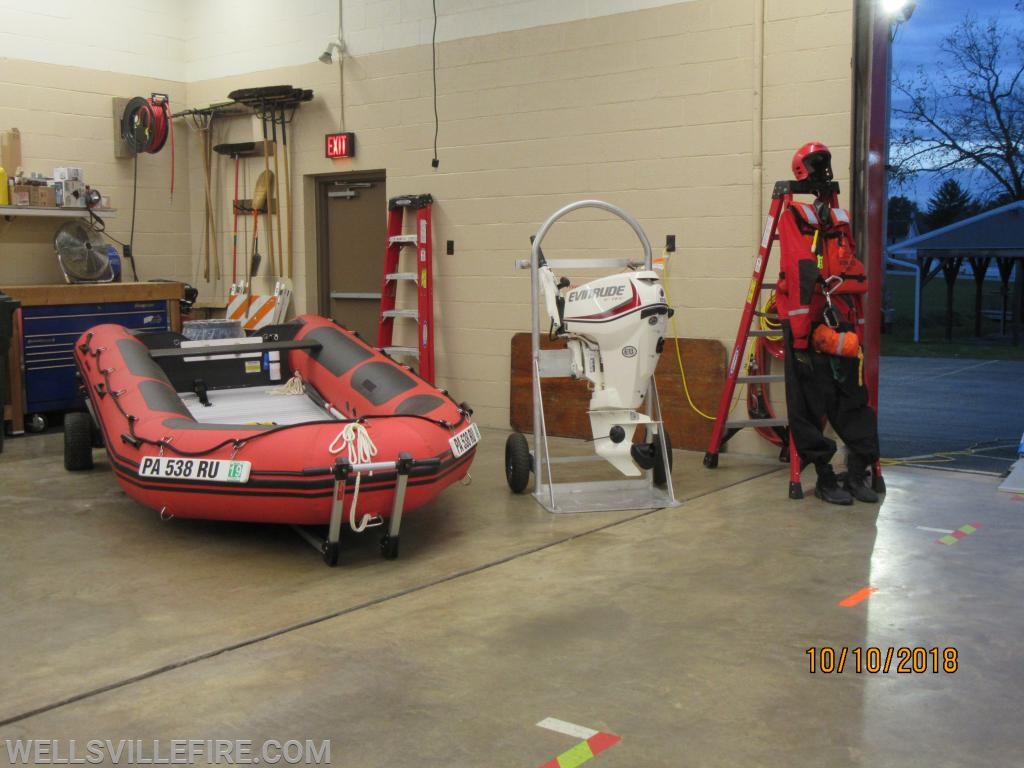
top-left (329, 422), bottom-right (378, 464)
top-left (345, 473), bottom-right (382, 532)
top-left (267, 371), bottom-right (305, 395)
top-left (326, 422), bottom-right (383, 532)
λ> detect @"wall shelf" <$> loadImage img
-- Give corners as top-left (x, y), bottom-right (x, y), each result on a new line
top-left (1, 206), bottom-right (117, 221)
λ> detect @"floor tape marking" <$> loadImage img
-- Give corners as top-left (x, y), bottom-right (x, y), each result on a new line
top-left (537, 718), bottom-right (621, 768)
top-left (936, 522), bottom-right (982, 546)
top-left (838, 586), bottom-right (878, 607)
top-left (537, 718), bottom-right (598, 740)
top-left (916, 526), bottom-right (954, 534)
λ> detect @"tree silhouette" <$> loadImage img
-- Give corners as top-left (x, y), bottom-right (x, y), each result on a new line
top-left (922, 179), bottom-right (979, 231)
top-left (887, 194), bottom-right (919, 242)
top-left (891, 11), bottom-right (1024, 202)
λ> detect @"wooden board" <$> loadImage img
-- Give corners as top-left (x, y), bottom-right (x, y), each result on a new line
top-left (509, 333), bottom-right (726, 451)
top-left (0, 282), bottom-right (183, 326)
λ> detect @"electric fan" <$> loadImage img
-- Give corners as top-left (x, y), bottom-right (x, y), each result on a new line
top-left (54, 222), bottom-right (118, 283)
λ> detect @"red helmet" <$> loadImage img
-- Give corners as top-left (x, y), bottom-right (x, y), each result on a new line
top-left (792, 142), bottom-right (833, 181)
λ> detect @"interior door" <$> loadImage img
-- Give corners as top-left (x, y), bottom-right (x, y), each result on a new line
top-left (318, 173), bottom-right (386, 341)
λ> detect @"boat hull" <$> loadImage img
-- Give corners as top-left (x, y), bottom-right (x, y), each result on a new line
top-left (73, 315), bottom-right (477, 525)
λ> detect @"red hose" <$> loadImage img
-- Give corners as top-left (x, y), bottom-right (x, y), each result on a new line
top-left (121, 95), bottom-right (174, 194)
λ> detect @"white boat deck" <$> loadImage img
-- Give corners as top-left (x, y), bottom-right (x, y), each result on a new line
top-left (179, 385), bottom-right (333, 426)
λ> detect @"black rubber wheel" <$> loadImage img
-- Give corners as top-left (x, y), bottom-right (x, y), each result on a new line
top-left (380, 534), bottom-right (400, 560)
top-left (652, 430), bottom-right (673, 488)
top-left (703, 451), bottom-right (718, 469)
top-left (64, 412), bottom-right (94, 471)
top-left (505, 432), bottom-right (531, 493)
top-left (321, 541), bottom-right (340, 567)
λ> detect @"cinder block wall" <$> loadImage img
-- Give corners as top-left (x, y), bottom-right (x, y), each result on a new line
top-left (0, 0), bottom-right (855, 447)
top-left (0, 62), bottom-right (189, 285)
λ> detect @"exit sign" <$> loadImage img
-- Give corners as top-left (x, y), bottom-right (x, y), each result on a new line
top-left (325, 132), bottom-right (355, 158)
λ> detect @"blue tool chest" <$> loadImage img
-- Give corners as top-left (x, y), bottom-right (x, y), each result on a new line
top-left (22, 301), bottom-right (171, 413)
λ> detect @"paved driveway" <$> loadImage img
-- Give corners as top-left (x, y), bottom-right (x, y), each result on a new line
top-left (878, 357), bottom-right (1024, 473)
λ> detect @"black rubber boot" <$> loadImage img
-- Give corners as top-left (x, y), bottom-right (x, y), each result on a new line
top-left (814, 465), bottom-right (853, 506)
top-left (843, 457), bottom-right (880, 503)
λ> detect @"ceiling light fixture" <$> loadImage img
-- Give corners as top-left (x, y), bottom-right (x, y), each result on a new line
top-left (319, 40), bottom-right (345, 64)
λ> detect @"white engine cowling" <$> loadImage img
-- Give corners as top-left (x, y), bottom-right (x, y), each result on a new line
top-left (548, 269), bottom-right (671, 476)
top-left (562, 270), bottom-right (668, 409)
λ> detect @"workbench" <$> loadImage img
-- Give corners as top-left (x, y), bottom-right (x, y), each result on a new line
top-left (1, 282), bottom-right (183, 434)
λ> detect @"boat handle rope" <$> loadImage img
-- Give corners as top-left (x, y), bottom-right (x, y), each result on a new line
top-left (346, 473), bottom-right (383, 532)
top-left (328, 422), bottom-right (382, 531)
top-left (329, 422), bottom-right (378, 464)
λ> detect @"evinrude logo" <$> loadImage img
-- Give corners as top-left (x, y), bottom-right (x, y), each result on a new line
top-left (622, 346), bottom-right (638, 358)
top-left (568, 285), bottom-right (625, 302)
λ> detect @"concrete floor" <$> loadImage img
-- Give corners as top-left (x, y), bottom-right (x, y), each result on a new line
top-left (1, 427), bottom-right (1021, 767)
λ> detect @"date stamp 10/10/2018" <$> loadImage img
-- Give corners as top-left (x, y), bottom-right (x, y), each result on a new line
top-left (806, 646), bottom-right (958, 674)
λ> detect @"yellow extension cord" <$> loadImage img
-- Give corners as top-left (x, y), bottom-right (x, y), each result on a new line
top-left (658, 250), bottom-right (726, 421)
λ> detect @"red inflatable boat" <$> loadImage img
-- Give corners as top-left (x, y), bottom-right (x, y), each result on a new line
top-left (68, 314), bottom-right (480, 563)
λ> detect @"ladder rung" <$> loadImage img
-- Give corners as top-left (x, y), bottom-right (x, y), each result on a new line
top-left (384, 346), bottom-right (418, 357)
top-left (736, 374), bottom-right (785, 384)
top-left (382, 309), bottom-right (419, 319)
top-left (761, 282), bottom-right (777, 290)
top-left (747, 329), bottom-right (779, 337)
top-left (389, 234), bottom-right (418, 245)
top-left (386, 272), bottom-right (417, 282)
top-left (726, 417), bottom-right (788, 428)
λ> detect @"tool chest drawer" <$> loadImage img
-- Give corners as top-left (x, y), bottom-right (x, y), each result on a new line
top-left (22, 301), bottom-right (172, 413)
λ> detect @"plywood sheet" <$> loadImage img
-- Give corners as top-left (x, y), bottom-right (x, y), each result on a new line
top-left (509, 333), bottom-right (726, 451)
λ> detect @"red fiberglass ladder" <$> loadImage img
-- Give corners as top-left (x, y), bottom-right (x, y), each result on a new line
top-left (702, 179), bottom-right (839, 499)
top-left (378, 193), bottom-right (435, 384)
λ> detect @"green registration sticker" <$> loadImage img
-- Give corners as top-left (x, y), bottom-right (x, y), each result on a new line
top-left (138, 457), bottom-right (252, 483)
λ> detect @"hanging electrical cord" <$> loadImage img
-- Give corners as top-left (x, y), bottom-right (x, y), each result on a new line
top-left (659, 249), bottom-right (725, 421)
top-left (338, 0), bottom-right (346, 131)
top-left (125, 153), bottom-right (140, 281)
top-left (431, 0), bottom-right (440, 168)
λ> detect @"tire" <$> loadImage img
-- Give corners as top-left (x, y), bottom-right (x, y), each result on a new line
top-left (652, 429), bottom-right (673, 488)
top-left (505, 432), bottom-right (531, 493)
top-left (64, 411), bottom-right (94, 471)
top-left (321, 541), bottom-right (340, 567)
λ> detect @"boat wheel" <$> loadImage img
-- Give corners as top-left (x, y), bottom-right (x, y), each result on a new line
top-left (380, 534), bottom-right (400, 560)
top-left (64, 411), bottom-right (95, 471)
top-left (505, 432), bottom-right (531, 494)
top-left (321, 541), bottom-right (340, 567)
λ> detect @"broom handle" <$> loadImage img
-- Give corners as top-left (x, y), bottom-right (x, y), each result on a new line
top-left (281, 107), bottom-right (293, 279)
top-left (201, 128), bottom-right (211, 281)
top-left (231, 155), bottom-right (239, 283)
top-left (261, 115), bottom-right (275, 276)
top-left (271, 116), bottom-right (284, 277)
